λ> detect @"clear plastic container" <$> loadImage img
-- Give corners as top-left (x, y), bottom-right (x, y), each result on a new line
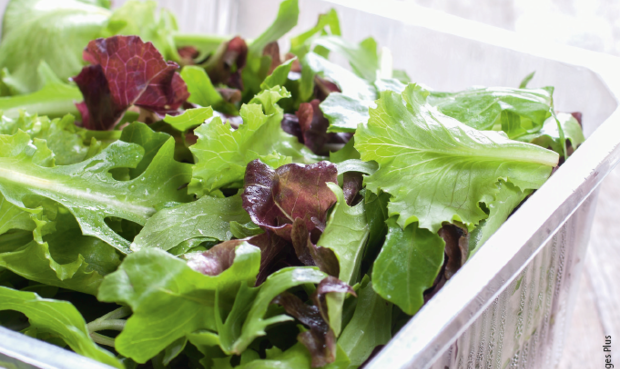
top-left (2, 1), bottom-right (620, 368)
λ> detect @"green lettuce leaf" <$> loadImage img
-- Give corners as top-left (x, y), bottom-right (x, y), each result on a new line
top-left (289, 8), bottom-right (341, 59)
top-left (104, 0), bottom-right (179, 62)
top-left (0, 0), bottom-right (110, 94)
top-left (519, 112), bottom-right (585, 155)
top-left (310, 36), bottom-right (379, 82)
top-left (0, 130), bottom-right (192, 253)
top-left (189, 86), bottom-right (314, 196)
top-left (180, 67), bottom-right (238, 115)
top-left (338, 276), bottom-right (392, 367)
top-left (468, 180), bottom-right (529, 257)
top-left (317, 183), bottom-right (369, 285)
top-left (302, 52), bottom-right (376, 101)
top-left (0, 112), bottom-right (106, 166)
top-left (216, 267), bottom-right (327, 355)
top-left (0, 199), bottom-right (120, 295)
top-left (362, 190), bottom-right (390, 264)
top-left (234, 343), bottom-right (349, 369)
top-left (321, 93), bottom-right (374, 133)
top-left (98, 244), bottom-right (261, 363)
top-left (247, 0), bottom-right (299, 57)
top-left (117, 122), bottom-right (170, 179)
top-left (242, 0), bottom-right (299, 100)
top-left (0, 286), bottom-right (123, 368)
top-left (131, 194), bottom-right (251, 252)
top-left (0, 62), bottom-right (81, 117)
top-left (427, 86), bottom-right (554, 137)
top-left (355, 84), bottom-right (558, 232)
top-left (371, 218), bottom-right (444, 315)
top-left (260, 58), bottom-right (295, 90)
top-left (164, 107), bottom-right (214, 133)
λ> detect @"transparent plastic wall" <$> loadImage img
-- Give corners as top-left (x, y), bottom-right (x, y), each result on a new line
top-left (2, 1), bottom-right (620, 368)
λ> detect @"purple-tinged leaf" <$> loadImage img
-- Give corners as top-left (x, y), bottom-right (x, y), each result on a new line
top-left (311, 276), bottom-right (356, 323)
top-left (242, 160), bottom-right (338, 241)
top-left (262, 41), bottom-right (282, 74)
top-left (272, 292), bottom-right (336, 368)
top-left (271, 276), bottom-right (354, 367)
top-left (291, 218), bottom-right (339, 277)
top-left (203, 36), bottom-right (248, 90)
top-left (314, 76), bottom-right (340, 101)
top-left (437, 224), bottom-right (469, 280)
top-left (184, 240), bottom-right (242, 276)
top-left (73, 36), bottom-right (189, 130)
top-left (294, 99), bottom-right (352, 155)
top-left (342, 172), bottom-right (363, 205)
top-left (246, 231), bottom-right (291, 286)
top-left (281, 113), bottom-right (303, 143)
top-left (178, 46), bottom-right (199, 66)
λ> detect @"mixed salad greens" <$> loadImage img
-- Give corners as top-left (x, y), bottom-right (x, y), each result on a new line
top-left (0, 0), bottom-right (586, 368)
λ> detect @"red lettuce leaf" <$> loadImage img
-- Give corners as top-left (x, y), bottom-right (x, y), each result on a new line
top-left (184, 239), bottom-right (242, 276)
top-left (342, 172), bottom-right (363, 206)
top-left (242, 160), bottom-right (338, 241)
top-left (311, 275), bottom-right (356, 321)
top-left (289, 99), bottom-right (352, 155)
top-left (424, 223), bottom-right (469, 302)
top-left (178, 46), bottom-right (200, 66)
top-left (262, 41), bottom-right (282, 74)
top-left (203, 36), bottom-right (248, 91)
top-left (281, 113), bottom-right (304, 143)
top-left (271, 276), bottom-right (354, 367)
top-left (314, 76), bottom-right (340, 101)
top-left (246, 231), bottom-right (293, 286)
top-left (291, 218), bottom-right (339, 277)
top-left (73, 35), bottom-right (189, 130)
top-left (438, 224), bottom-right (469, 280)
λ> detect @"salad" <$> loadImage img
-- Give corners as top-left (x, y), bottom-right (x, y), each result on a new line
top-left (0, 0), bottom-right (585, 368)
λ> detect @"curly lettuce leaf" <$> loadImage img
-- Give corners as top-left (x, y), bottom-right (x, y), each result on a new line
top-left (317, 183), bottom-right (369, 285)
top-left (164, 107), bottom-right (214, 133)
top-left (0, 286), bottom-right (123, 368)
top-left (0, 0), bottom-right (110, 94)
top-left (290, 9), bottom-right (341, 59)
top-left (73, 35), bottom-right (189, 130)
top-left (131, 194), bottom-right (250, 252)
top-left (189, 86), bottom-right (313, 196)
top-left (355, 84), bottom-right (558, 232)
top-left (338, 276), bottom-right (392, 367)
top-left (0, 112), bottom-right (107, 166)
top-left (468, 180), bottom-right (529, 257)
top-left (98, 244), bottom-right (260, 363)
top-left (371, 218), bottom-right (444, 315)
top-left (0, 130), bottom-right (192, 253)
top-left (242, 160), bottom-right (338, 241)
